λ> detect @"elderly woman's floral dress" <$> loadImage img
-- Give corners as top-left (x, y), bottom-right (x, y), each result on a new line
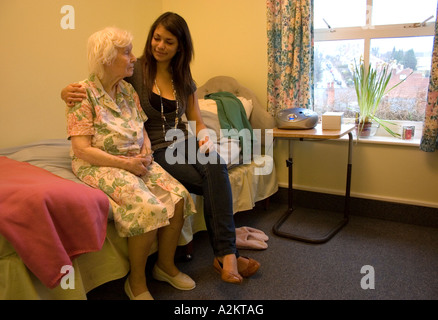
top-left (67, 74), bottom-right (196, 237)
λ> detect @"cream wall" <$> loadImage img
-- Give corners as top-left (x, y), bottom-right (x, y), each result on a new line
top-left (0, 0), bottom-right (266, 148)
top-left (274, 139), bottom-right (438, 209)
top-left (160, 0), bottom-right (438, 209)
top-left (0, 0), bottom-right (161, 148)
top-left (1, 0), bottom-right (437, 209)
top-left (162, 0), bottom-right (268, 103)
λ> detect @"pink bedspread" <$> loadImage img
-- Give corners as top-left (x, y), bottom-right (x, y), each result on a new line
top-left (0, 156), bottom-right (109, 288)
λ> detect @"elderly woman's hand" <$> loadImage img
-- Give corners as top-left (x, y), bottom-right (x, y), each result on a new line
top-left (136, 153), bottom-right (154, 167)
top-left (123, 156), bottom-right (150, 176)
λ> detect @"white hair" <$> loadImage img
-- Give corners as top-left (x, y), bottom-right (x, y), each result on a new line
top-left (87, 27), bottom-right (133, 78)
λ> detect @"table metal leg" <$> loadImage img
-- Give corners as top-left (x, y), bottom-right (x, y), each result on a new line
top-left (344, 132), bottom-right (353, 219)
top-left (272, 132), bottom-right (353, 244)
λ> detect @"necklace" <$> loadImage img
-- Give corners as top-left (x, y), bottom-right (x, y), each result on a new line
top-left (154, 79), bottom-right (179, 147)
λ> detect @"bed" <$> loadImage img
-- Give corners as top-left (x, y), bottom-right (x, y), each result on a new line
top-left (0, 76), bottom-right (278, 299)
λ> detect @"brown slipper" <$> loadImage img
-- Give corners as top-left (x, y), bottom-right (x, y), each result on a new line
top-left (237, 256), bottom-right (261, 278)
top-left (213, 258), bottom-right (243, 284)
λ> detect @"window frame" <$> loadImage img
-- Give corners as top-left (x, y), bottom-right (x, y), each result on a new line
top-left (313, 1), bottom-right (435, 143)
top-left (315, 24), bottom-right (435, 68)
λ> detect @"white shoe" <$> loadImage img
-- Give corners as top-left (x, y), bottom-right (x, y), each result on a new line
top-left (124, 278), bottom-right (154, 300)
top-left (152, 265), bottom-right (196, 290)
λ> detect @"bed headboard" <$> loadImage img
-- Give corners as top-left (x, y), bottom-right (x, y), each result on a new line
top-left (195, 76), bottom-right (276, 146)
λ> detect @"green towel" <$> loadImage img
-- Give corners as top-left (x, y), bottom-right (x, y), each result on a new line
top-left (204, 91), bottom-right (256, 157)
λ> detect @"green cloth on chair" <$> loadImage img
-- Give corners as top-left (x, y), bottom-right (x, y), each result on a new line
top-left (204, 91), bottom-right (256, 157)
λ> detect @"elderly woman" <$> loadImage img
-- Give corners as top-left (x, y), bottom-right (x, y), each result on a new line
top-left (66, 27), bottom-right (196, 300)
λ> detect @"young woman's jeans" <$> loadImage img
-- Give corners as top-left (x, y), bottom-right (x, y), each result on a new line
top-left (152, 137), bottom-right (238, 258)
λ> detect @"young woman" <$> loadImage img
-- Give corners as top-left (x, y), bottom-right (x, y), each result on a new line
top-left (62, 12), bottom-right (260, 284)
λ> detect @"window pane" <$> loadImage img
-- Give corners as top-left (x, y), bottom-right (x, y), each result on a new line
top-left (314, 40), bottom-right (363, 116)
top-left (370, 36), bottom-right (434, 121)
top-left (373, 0), bottom-right (437, 26)
top-left (314, 0), bottom-right (366, 29)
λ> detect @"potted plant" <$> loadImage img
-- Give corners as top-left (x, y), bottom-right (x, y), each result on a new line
top-left (351, 58), bottom-right (411, 138)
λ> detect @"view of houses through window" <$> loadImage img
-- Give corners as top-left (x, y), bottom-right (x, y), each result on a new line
top-left (313, 0), bottom-right (437, 122)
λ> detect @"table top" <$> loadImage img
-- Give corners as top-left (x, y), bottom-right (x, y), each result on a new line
top-left (273, 124), bottom-right (355, 139)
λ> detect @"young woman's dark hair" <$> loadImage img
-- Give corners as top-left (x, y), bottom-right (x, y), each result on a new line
top-left (141, 12), bottom-right (195, 110)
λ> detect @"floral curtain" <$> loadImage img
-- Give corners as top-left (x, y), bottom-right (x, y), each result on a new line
top-left (420, 9), bottom-right (438, 152)
top-left (266, 0), bottom-right (314, 116)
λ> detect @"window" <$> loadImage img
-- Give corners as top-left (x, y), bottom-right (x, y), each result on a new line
top-left (313, 0), bottom-right (436, 122)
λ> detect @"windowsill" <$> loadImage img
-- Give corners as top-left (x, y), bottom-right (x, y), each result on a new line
top-left (339, 134), bottom-right (421, 147)
top-left (336, 119), bottom-right (422, 147)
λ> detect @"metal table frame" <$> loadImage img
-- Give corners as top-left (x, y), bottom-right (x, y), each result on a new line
top-left (272, 124), bottom-right (355, 244)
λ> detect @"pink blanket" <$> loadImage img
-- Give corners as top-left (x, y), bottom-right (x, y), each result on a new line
top-left (0, 156), bottom-right (109, 288)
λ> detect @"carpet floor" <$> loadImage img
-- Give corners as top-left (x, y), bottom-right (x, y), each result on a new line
top-left (87, 190), bottom-right (438, 301)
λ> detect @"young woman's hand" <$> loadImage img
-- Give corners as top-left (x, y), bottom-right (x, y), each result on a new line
top-left (61, 83), bottom-right (87, 106)
top-left (198, 134), bottom-right (215, 155)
